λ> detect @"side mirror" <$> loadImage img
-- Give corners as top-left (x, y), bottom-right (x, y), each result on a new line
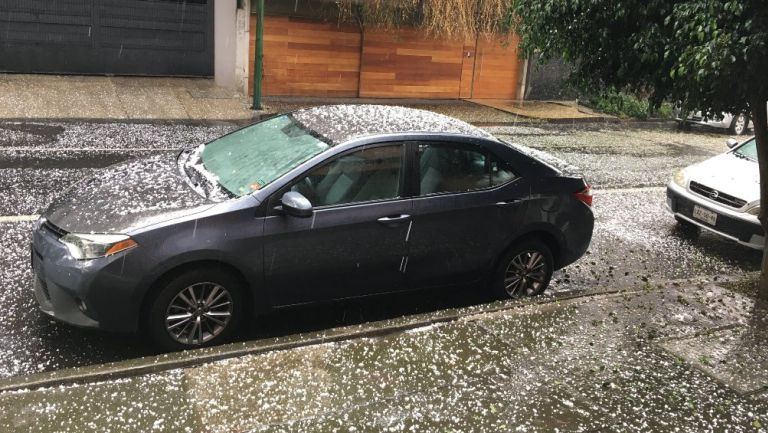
top-left (280, 191), bottom-right (313, 218)
top-left (726, 138), bottom-right (738, 148)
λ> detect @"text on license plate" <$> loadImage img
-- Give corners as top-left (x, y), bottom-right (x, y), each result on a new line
top-left (692, 205), bottom-right (717, 225)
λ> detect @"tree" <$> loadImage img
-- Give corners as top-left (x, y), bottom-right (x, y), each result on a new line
top-left (511, 0), bottom-right (768, 298)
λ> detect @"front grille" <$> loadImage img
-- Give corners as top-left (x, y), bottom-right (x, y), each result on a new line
top-left (41, 220), bottom-right (68, 238)
top-left (689, 181), bottom-right (747, 209)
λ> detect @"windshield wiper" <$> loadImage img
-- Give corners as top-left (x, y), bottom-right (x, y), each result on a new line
top-left (732, 152), bottom-right (754, 162)
top-left (181, 150), bottom-right (239, 200)
top-left (180, 151), bottom-right (210, 198)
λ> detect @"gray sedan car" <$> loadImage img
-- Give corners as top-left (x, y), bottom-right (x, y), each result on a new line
top-left (31, 105), bottom-right (594, 350)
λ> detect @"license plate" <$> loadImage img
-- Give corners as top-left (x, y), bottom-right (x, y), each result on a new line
top-left (692, 205), bottom-right (717, 226)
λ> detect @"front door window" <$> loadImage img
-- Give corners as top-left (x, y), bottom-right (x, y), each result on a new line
top-left (289, 145), bottom-right (403, 207)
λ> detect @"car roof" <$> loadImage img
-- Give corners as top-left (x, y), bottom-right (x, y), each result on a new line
top-left (291, 104), bottom-right (495, 145)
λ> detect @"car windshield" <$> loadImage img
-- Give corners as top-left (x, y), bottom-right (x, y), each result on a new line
top-left (200, 115), bottom-right (330, 197)
top-left (733, 138), bottom-right (757, 161)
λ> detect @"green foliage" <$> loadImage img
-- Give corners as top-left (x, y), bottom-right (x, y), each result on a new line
top-left (590, 91), bottom-right (674, 119)
top-left (511, 0), bottom-right (768, 115)
top-left (656, 102), bottom-right (674, 119)
top-left (591, 91), bottom-right (651, 119)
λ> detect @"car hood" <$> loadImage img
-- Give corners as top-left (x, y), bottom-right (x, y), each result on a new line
top-left (44, 154), bottom-right (214, 233)
top-left (687, 152), bottom-right (759, 203)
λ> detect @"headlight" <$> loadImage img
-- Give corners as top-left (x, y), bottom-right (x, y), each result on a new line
top-left (59, 233), bottom-right (138, 260)
top-left (746, 205), bottom-right (761, 216)
top-left (672, 168), bottom-right (689, 187)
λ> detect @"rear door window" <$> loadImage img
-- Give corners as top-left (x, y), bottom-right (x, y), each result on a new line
top-left (491, 154), bottom-right (516, 186)
top-left (417, 143), bottom-right (516, 195)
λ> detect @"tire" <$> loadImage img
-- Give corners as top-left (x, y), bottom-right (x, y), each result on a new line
top-left (729, 113), bottom-right (749, 136)
top-left (147, 267), bottom-right (244, 351)
top-left (492, 239), bottom-right (554, 300)
top-left (676, 120), bottom-right (691, 131)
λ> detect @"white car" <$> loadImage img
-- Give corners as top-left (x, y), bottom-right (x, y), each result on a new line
top-left (666, 136), bottom-right (763, 249)
top-left (675, 110), bottom-right (753, 136)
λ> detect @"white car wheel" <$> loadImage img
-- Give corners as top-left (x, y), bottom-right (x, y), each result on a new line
top-left (729, 113), bottom-right (749, 136)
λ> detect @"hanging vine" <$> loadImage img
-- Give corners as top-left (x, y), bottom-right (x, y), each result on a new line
top-left (335, 0), bottom-right (515, 39)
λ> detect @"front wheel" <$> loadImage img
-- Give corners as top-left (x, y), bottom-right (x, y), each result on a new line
top-left (676, 120), bottom-right (691, 131)
top-left (492, 240), bottom-right (554, 300)
top-left (147, 267), bottom-right (244, 351)
top-left (729, 113), bottom-right (749, 136)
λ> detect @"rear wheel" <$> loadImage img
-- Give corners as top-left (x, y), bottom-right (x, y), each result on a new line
top-left (147, 267), bottom-right (244, 351)
top-left (492, 240), bottom-right (554, 299)
top-left (729, 113), bottom-right (749, 135)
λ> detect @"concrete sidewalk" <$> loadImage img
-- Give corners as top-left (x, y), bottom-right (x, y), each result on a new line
top-left (0, 74), bottom-right (255, 122)
top-left (469, 99), bottom-right (617, 123)
top-left (0, 74), bottom-right (626, 124)
top-left (1, 283), bottom-right (766, 432)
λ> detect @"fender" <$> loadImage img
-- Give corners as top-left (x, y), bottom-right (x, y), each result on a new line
top-left (129, 249), bottom-right (267, 332)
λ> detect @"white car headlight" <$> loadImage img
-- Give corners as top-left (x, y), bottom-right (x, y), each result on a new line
top-left (672, 168), bottom-right (689, 187)
top-left (746, 205), bottom-right (761, 216)
top-left (59, 233), bottom-right (138, 260)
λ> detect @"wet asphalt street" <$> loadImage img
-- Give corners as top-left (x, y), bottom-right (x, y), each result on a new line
top-left (0, 120), bottom-right (760, 379)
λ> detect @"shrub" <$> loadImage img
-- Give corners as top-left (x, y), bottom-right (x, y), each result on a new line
top-left (591, 90), bottom-right (650, 119)
top-left (589, 90), bottom-right (675, 120)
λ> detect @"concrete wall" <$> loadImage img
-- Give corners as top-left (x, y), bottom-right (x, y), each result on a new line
top-left (214, 0), bottom-right (237, 89)
top-left (524, 55), bottom-right (578, 101)
top-left (234, 0), bottom-right (252, 95)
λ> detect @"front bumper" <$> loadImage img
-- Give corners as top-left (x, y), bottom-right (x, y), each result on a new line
top-left (32, 246), bottom-right (99, 328)
top-left (680, 118), bottom-right (731, 129)
top-left (666, 182), bottom-right (764, 250)
top-left (30, 220), bottom-right (145, 332)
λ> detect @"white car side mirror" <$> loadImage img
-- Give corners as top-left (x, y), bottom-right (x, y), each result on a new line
top-left (726, 138), bottom-right (738, 148)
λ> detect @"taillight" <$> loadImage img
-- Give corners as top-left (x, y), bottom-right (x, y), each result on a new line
top-left (574, 184), bottom-right (593, 206)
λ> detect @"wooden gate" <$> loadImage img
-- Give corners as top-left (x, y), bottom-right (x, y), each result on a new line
top-left (249, 16), bottom-right (361, 97)
top-left (468, 35), bottom-right (521, 99)
top-left (358, 28), bottom-right (464, 99)
top-left (250, 16), bottom-right (523, 100)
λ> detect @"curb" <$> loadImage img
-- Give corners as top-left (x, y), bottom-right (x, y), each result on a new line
top-left (473, 117), bottom-right (618, 127)
top-left (475, 118), bottom-right (679, 128)
top-left (0, 288), bottom-right (626, 394)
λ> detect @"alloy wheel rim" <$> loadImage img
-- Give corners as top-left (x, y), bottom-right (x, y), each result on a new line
top-left (503, 250), bottom-right (548, 297)
top-left (735, 115), bottom-right (746, 134)
top-left (165, 282), bottom-right (233, 345)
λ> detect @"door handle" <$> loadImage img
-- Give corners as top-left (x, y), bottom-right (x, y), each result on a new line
top-left (495, 199), bottom-right (521, 207)
top-left (377, 214), bottom-right (412, 225)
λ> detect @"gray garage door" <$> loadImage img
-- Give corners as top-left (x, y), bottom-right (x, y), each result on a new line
top-left (0, 0), bottom-right (213, 76)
